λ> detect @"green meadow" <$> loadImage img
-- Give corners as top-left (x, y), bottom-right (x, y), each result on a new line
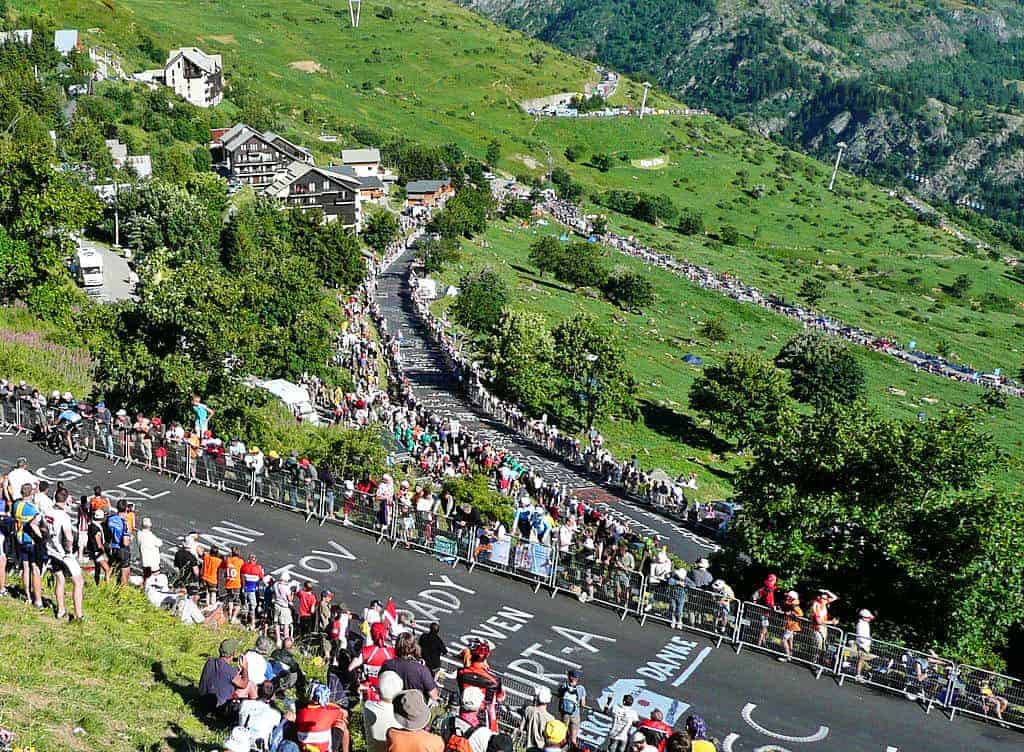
top-left (428, 219), bottom-right (1024, 501)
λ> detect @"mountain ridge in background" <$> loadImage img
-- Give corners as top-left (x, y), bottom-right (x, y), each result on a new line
top-left (460, 0), bottom-right (1024, 238)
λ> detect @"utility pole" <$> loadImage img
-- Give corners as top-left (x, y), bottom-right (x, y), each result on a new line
top-left (349, 0), bottom-right (361, 28)
top-left (639, 82), bottom-right (651, 119)
top-left (545, 147), bottom-right (552, 184)
top-left (828, 141), bottom-right (847, 192)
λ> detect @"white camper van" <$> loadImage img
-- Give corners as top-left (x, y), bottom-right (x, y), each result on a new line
top-left (76, 247), bottom-right (104, 288)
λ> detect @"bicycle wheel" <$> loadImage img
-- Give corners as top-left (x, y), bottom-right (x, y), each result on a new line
top-left (73, 441), bottom-right (89, 462)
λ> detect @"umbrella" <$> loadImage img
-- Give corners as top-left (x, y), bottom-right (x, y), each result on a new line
top-left (648, 468), bottom-right (672, 484)
top-left (682, 354), bottom-right (703, 365)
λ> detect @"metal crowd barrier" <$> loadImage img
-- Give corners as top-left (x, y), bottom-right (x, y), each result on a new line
top-left (837, 635), bottom-right (954, 712)
top-left (552, 557), bottom-right (641, 619)
top-left (472, 533), bottom-right (557, 592)
top-left (947, 665), bottom-right (1024, 730)
top-left (735, 601), bottom-right (844, 679)
top-left (641, 580), bottom-right (738, 648)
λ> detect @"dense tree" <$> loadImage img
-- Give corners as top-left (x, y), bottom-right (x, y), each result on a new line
top-left (677, 208), bottom-right (704, 235)
top-left (798, 277), bottom-right (827, 307)
top-left (689, 352), bottom-right (793, 449)
top-left (528, 235), bottom-right (564, 278)
top-left (719, 224), bottom-right (740, 246)
top-left (732, 404), bottom-right (1018, 667)
top-left (591, 152), bottom-right (613, 172)
top-left (361, 209), bottom-right (401, 256)
top-left (775, 332), bottom-right (864, 407)
top-left (486, 308), bottom-right (559, 416)
top-left (485, 139), bottom-right (502, 167)
top-left (948, 273), bottom-right (972, 299)
top-left (551, 312), bottom-right (638, 429)
top-left (428, 186), bottom-right (495, 239)
top-left (450, 268), bottom-right (510, 333)
top-left (0, 224), bottom-right (34, 299)
top-left (417, 236), bottom-right (461, 274)
top-left (603, 268), bottom-right (655, 311)
top-left (118, 178), bottom-right (222, 265)
top-left (553, 241), bottom-right (608, 289)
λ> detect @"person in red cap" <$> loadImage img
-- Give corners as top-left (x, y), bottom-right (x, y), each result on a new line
top-left (350, 621), bottom-right (396, 700)
top-left (456, 640), bottom-right (504, 731)
top-left (752, 574), bottom-right (778, 647)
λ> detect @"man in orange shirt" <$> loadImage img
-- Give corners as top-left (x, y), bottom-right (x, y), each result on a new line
top-left (89, 486), bottom-right (110, 513)
top-left (220, 547), bottom-right (245, 624)
top-left (201, 545), bottom-right (223, 608)
top-left (386, 690), bottom-right (443, 752)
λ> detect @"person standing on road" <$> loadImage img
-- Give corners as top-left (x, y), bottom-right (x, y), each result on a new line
top-left (557, 669), bottom-right (587, 746)
top-left (221, 547), bottom-right (245, 624)
top-left (418, 622), bottom-right (447, 677)
top-left (45, 488), bottom-right (84, 621)
top-left (137, 517), bottom-right (163, 587)
top-left (202, 545), bottom-right (224, 607)
top-left (5, 457), bottom-right (38, 505)
top-left (603, 693), bottom-right (638, 752)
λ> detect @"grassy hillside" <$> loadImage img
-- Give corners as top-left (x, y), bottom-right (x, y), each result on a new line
top-left (429, 219), bottom-right (1024, 500)
top-left (0, 585), bottom-right (249, 751)
top-left (20, 0), bottom-right (1023, 373)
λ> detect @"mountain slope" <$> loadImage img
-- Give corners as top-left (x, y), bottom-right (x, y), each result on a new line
top-left (460, 0), bottom-right (1024, 234)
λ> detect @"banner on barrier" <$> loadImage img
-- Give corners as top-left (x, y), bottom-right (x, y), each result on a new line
top-left (434, 534), bottom-right (459, 561)
top-left (489, 538), bottom-right (512, 567)
top-left (514, 542), bottom-right (552, 577)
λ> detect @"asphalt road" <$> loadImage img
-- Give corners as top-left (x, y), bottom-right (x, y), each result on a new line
top-left (375, 250), bottom-right (717, 563)
top-left (2, 437), bottom-right (1016, 752)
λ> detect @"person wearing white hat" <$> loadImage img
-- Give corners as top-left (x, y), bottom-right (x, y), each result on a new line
top-left (137, 517), bottom-right (163, 587)
top-left (521, 686), bottom-right (554, 749)
top-left (853, 609), bottom-right (876, 681)
top-left (779, 591), bottom-right (803, 663)
top-left (439, 686), bottom-right (492, 752)
top-left (363, 670), bottom-right (403, 752)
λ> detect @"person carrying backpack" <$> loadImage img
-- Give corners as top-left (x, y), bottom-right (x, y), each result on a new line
top-left (440, 687), bottom-right (493, 752)
top-left (557, 670), bottom-right (587, 745)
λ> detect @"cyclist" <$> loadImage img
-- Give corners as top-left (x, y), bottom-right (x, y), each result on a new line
top-left (52, 400), bottom-right (83, 457)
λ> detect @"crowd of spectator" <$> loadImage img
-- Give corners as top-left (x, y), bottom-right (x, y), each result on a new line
top-left (540, 193), bottom-right (1023, 398)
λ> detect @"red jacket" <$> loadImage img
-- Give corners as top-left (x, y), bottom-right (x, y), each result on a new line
top-left (295, 704), bottom-right (344, 752)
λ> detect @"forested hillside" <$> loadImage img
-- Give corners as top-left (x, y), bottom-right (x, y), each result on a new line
top-left (462, 0), bottom-right (1024, 237)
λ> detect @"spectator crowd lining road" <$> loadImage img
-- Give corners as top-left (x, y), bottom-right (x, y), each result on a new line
top-left (539, 193), bottom-right (1024, 399)
top-left (1, 236), bottom-right (1022, 746)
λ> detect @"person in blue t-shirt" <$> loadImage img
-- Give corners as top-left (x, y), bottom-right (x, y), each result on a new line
top-left (107, 500), bottom-right (133, 585)
top-left (191, 394), bottom-right (214, 434)
top-left (12, 489), bottom-right (45, 607)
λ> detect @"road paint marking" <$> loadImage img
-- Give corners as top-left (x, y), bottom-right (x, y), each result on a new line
top-left (741, 703), bottom-right (829, 743)
top-left (671, 646), bottom-right (712, 686)
top-left (722, 733), bottom-right (739, 752)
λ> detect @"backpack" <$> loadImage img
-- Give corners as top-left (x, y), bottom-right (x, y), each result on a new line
top-left (444, 718), bottom-right (487, 752)
top-left (559, 684), bottom-right (581, 716)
